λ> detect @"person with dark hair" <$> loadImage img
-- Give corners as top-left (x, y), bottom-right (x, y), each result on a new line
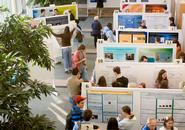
top-left (40, 9), bottom-right (46, 17)
top-left (72, 44), bottom-right (88, 81)
top-left (155, 37), bottom-right (161, 44)
top-left (96, 0), bottom-right (104, 17)
top-left (91, 16), bottom-right (102, 48)
top-left (70, 95), bottom-right (86, 129)
top-left (107, 117), bottom-right (119, 130)
top-left (69, 10), bottom-right (75, 21)
top-left (139, 20), bottom-right (147, 29)
top-left (113, 66), bottom-right (129, 87)
top-left (102, 23), bottom-right (116, 42)
top-left (138, 82), bottom-right (146, 88)
top-left (140, 56), bottom-right (148, 62)
top-left (97, 76), bottom-right (107, 87)
top-left (54, 8), bottom-right (59, 16)
top-left (169, 17), bottom-right (176, 26)
top-left (117, 105), bottom-right (136, 130)
top-left (175, 41), bottom-right (182, 58)
top-left (111, 81), bottom-right (121, 87)
top-left (52, 26), bottom-right (75, 73)
top-left (67, 68), bottom-right (83, 102)
top-left (142, 118), bottom-right (157, 130)
top-left (155, 69), bottom-right (168, 89)
top-left (159, 116), bottom-right (178, 130)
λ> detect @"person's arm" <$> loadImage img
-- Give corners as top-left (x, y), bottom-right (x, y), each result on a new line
top-left (70, 28), bottom-right (75, 36)
top-left (51, 31), bottom-right (63, 37)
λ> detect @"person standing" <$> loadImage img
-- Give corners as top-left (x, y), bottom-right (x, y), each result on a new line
top-left (96, 0), bottom-right (104, 18)
top-left (52, 26), bottom-right (75, 73)
top-left (155, 69), bottom-right (168, 89)
top-left (91, 16), bottom-right (102, 48)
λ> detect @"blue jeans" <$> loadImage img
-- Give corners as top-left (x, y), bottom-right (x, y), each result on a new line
top-left (62, 47), bottom-right (72, 72)
top-left (80, 67), bottom-right (88, 81)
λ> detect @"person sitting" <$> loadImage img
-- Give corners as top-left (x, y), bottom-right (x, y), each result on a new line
top-left (70, 95), bottom-right (86, 129)
top-left (141, 118), bottom-right (157, 130)
top-left (155, 69), bottom-right (168, 89)
top-left (113, 66), bottom-right (129, 87)
top-left (139, 20), bottom-right (147, 29)
top-left (175, 41), bottom-right (183, 59)
top-left (107, 117), bottom-right (119, 130)
top-left (117, 105), bottom-right (136, 130)
top-left (97, 76), bottom-right (107, 87)
top-left (159, 116), bottom-right (178, 130)
top-left (73, 109), bottom-right (99, 130)
top-left (140, 56), bottom-right (148, 62)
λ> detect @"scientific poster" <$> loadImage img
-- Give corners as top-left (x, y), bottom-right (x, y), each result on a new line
top-left (145, 4), bottom-right (167, 13)
top-left (32, 8), bottom-right (54, 18)
top-left (121, 4), bottom-right (144, 12)
top-left (118, 15), bottom-right (142, 28)
top-left (103, 47), bottom-right (137, 62)
top-left (138, 48), bottom-right (173, 63)
top-left (45, 15), bottom-right (69, 26)
top-left (56, 4), bottom-right (77, 19)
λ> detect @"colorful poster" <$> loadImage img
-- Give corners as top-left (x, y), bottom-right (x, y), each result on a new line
top-left (45, 15), bottom-right (69, 26)
top-left (103, 47), bottom-right (137, 62)
top-left (32, 8), bottom-right (54, 18)
top-left (118, 15), bottom-right (142, 28)
top-left (138, 48), bottom-right (173, 63)
top-left (148, 32), bottom-right (178, 43)
top-left (56, 5), bottom-right (77, 18)
top-left (145, 4), bottom-right (167, 13)
top-left (121, 4), bottom-right (144, 13)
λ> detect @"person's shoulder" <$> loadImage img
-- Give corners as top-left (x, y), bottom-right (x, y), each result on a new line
top-left (174, 127), bottom-right (178, 130)
top-left (159, 126), bottom-right (165, 130)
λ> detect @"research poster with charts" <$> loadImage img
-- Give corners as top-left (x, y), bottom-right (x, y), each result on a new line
top-left (103, 47), bottom-right (137, 62)
top-left (140, 92), bottom-right (185, 127)
top-left (138, 48), bottom-right (173, 63)
top-left (87, 90), bottom-right (133, 123)
top-left (32, 7), bottom-right (54, 18)
top-left (56, 5), bottom-right (77, 19)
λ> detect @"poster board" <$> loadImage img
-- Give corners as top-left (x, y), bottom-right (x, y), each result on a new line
top-left (97, 43), bottom-right (176, 63)
top-left (87, 0), bottom-right (120, 8)
top-left (84, 87), bottom-right (185, 130)
top-left (31, 3), bottom-right (78, 19)
top-left (113, 12), bottom-right (170, 30)
top-left (116, 29), bottom-right (183, 45)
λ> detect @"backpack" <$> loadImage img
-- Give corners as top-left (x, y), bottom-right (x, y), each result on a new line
top-left (75, 30), bottom-right (83, 43)
top-left (65, 111), bottom-right (73, 130)
top-left (102, 33), bottom-right (108, 40)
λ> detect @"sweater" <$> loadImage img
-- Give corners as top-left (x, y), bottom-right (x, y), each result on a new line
top-left (159, 126), bottom-right (178, 130)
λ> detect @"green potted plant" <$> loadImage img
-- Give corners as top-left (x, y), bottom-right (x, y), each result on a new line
top-left (0, 14), bottom-right (56, 129)
top-left (27, 0), bottom-right (76, 6)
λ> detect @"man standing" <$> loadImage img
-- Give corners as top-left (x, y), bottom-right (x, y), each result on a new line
top-left (96, 0), bottom-right (104, 17)
top-left (67, 68), bottom-right (83, 100)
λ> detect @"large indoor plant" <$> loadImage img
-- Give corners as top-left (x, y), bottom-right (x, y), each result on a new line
top-left (0, 14), bottom-right (56, 129)
top-left (27, 0), bottom-right (76, 6)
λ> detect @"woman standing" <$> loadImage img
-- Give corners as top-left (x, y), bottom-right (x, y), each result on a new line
top-left (96, 0), bottom-right (104, 17)
top-left (155, 69), bottom-right (168, 89)
top-left (72, 44), bottom-right (88, 81)
top-left (52, 26), bottom-right (75, 73)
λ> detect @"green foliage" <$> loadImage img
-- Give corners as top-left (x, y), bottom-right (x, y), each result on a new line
top-left (0, 15), bottom-right (56, 129)
top-left (27, 0), bottom-right (76, 6)
top-left (0, 47), bottom-right (56, 129)
top-left (0, 15), bottom-right (53, 70)
top-left (0, 5), bottom-right (9, 12)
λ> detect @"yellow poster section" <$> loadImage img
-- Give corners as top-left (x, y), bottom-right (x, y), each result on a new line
top-left (56, 5), bottom-right (77, 19)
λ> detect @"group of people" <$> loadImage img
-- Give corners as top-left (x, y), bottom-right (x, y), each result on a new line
top-left (65, 95), bottom-right (178, 130)
top-left (95, 66), bottom-right (168, 89)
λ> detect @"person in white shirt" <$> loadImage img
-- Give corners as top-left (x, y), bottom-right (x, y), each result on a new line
top-left (117, 105), bottom-right (136, 130)
top-left (159, 116), bottom-right (178, 130)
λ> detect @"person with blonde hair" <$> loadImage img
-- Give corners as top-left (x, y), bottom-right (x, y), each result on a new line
top-left (142, 118), bottom-right (157, 130)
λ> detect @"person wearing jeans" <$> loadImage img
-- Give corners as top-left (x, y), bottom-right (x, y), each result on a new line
top-left (52, 26), bottom-right (75, 73)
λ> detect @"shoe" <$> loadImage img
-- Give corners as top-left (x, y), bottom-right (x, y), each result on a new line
top-left (65, 71), bottom-right (69, 74)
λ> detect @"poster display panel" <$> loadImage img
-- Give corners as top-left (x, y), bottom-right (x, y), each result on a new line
top-left (145, 4), bottom-right (168, 13)
top-left (118, 15), bottom-right (142, 28)
top-left (121, 4), bottom-right (144, 12)
top-left (45, 15), bottom-right (69, 26)
top-left (32, 7), bottom-right (54, 18)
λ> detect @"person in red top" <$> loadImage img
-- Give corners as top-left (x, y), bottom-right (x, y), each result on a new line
top-left (72, 44), bottom-right (88, 81)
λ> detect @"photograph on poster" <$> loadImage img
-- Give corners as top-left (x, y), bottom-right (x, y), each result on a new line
top-left (119, 32), bottom-right (147, 43)
top-left (45, 15), bottom-right (69, 26)
top-left (32, 8), bottom-right (54, 18)
top-left (121, 4), bottom-right (144, 12)
top-left (145, 4), bottom-right (168, 13)
top-left (118, 15), bottom-right (142, 28)
top-left (103, 47), bottom-right (137, 62)
top-left (138, 48), bottom-right (173, 63)
top-left (149, 32), bottom-right (178, 43)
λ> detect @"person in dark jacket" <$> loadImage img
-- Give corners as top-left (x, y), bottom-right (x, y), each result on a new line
top-left (96, 0), bottom-right (104, 17)
top-left (91, 16), bottom-right (102, 48)
top-left (113, 66), bottom-right (129, 87)
top-left (52, 26), bottom-right (75, 73)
